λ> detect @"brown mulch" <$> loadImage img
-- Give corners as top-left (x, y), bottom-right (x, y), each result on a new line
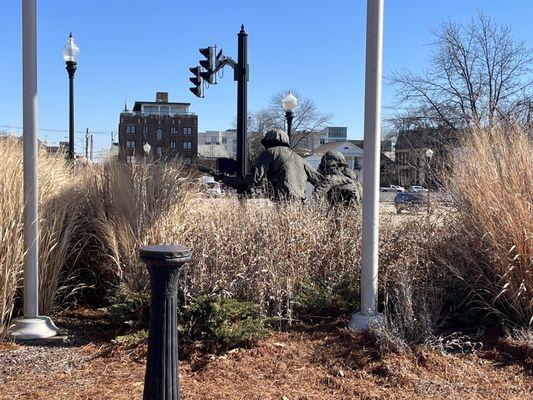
top-left (1, 309), bottom-right (531, 400)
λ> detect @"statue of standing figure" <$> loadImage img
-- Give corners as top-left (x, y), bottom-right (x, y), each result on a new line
top-left (251, 129), bottom-right (320, 201)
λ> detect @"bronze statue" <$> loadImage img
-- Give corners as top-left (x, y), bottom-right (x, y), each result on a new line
top-left (314, 150), bottom-right (362, 206)
top-left (252, 129), bottom-right (319, 201)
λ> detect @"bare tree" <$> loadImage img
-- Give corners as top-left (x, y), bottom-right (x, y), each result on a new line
top-left (249, 90), bottom-right (333, 148)
top-left (390, 12), bottom-right (533, 129)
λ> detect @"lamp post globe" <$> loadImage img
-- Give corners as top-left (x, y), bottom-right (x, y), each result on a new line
top-left (63, 33), bottom-right (79, 161)
top-left (62, 33), bottom-right (80, 63)
top-left (425, 148), bottom-right (434, 160)
top-left (282, 90), bottom-right (297, 141)
top-left (143, 142), bottom-right (151, 155)
top-left (282, 90), bottom-right (298, 113)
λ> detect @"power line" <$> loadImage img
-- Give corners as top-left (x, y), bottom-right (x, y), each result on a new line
top-left (0, 124), bottom-right (113, 136)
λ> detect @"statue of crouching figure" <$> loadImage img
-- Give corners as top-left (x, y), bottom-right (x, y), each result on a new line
top-left (314, 150), bottom-right (362, 206)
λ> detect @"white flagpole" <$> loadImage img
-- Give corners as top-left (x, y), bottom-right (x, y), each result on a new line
top-left (9, 0), bottom-right (59, 340)
top-left (349, 0), bottom-right (385, 330)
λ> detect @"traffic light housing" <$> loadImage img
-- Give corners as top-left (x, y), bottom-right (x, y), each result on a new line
top-left (189, 66), bottom-right (203, 97)
top-left (199, 46), bottom-right (216, 84)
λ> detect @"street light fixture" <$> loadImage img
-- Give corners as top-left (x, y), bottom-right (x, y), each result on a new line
top-left (282, 90), bottom-right (297, 141)
top-left (62, 33), bottom-right (79, 161)
top-left (143, 142), bottom-right (151, 155)
top-left (425, 148), bottom-right (434, 213)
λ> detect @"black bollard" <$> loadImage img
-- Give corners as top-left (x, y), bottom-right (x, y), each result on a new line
top-left (140, 245), bottom-right (191, 400)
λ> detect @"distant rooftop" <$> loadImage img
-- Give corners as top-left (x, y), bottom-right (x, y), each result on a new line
top-left (123, 92), bottom-right (193, 116)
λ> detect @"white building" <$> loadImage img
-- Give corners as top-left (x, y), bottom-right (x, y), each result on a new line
top-left (305, 140), bottom-right (364, 181)
top-left (197, 129), bottom-right (238, 158)
top-left (293, 126), bottom-right (349, 155)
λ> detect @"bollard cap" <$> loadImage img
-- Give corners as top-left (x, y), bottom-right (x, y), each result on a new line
top-left (139, 245), bottom-right (191, 261)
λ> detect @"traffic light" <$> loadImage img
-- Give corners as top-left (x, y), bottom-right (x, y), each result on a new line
top-left (199, 46), bottom-right (216, 84)
top-left (189, 66), bottom-right (203, 97)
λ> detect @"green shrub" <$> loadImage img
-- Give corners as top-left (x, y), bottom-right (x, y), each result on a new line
top-left (106, 291), bottom-right (268, 353)
top-left (112, 329), bottom-right (149, 346)
top-left (105, 291), bottom-right (151, 328)
top-left (180, 294), bottom-right (269, 352)
top-left (292, 277), bottom-right (359, 318)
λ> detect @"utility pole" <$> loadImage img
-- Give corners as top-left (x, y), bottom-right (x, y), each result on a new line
top-left (10, 0), bottom-right (59, 340)
top-left (349, 0), bottom-right (385, 330)
top-left (85, 128), bottom-right (89, 160)
top-left (89, 133), bottom-right (93, 162)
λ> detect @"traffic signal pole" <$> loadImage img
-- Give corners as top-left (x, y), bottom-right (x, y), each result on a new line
top-left (189, 25), bottom-right (249, 179)
top-left (236, 25), bottom-right (249, 178)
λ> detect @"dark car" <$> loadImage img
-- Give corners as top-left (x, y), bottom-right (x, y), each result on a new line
top-left (394, 192), bottom-right (427, 213)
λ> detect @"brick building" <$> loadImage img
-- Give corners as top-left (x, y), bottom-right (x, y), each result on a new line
top-left (395, 128), bottom-right (459, 188)
top-left (118, 92), bottom-right (197, 164)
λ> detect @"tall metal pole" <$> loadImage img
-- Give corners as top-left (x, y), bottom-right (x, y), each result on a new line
top-left (22, 0), bottom-right (39, 320)
top-left (89, 133), bottom-right (93, 162)
top-left (10, 0), bottom-right (59, 340)
top-left (66, 61), bottom-right (77, 160)
top-left (85, 128), bottom-right (89, 160)
top-left (349, 0), bottom-right (385, 330)
top-left (236, 25), bottom-right (249, 179)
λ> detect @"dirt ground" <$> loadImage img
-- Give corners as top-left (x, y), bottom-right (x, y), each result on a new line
top-left (1, 309), bottom-right (531, 400)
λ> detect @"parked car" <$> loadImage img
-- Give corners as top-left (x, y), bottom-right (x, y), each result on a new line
top-left (380, 185), bottom-right (406, 192)
top-left (394, 192), bottom-right (427, 213)
top-left (408, 185), bottom-right (428, 193)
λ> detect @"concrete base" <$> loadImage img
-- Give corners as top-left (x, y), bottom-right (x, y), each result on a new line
top-left (347, 311), bottom-right (385, 330)
top-left (8, 316), bottom-right (60, 340)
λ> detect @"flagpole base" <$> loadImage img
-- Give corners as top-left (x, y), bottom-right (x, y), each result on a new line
top-left (348, 311), bottom-right (385, 330)
top-left (8, 316), bottom-right (60, 340)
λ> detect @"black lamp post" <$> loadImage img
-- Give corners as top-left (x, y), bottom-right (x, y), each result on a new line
top-left (282, 90), bottom-right (297, 142)
top-left (62, 33), bottom-right (79, 161)
top-left (425, 148), bottom-right (434, 214)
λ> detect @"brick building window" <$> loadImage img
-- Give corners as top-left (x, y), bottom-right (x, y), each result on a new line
top-left (183, 157), bottom-right (192, 165)
top-left (126, 140), bottom-right (135, 149)
top-left (127, 155), bottom-right (135, 164)
top-left (183, 127), bottom-right (192, 135)
top-left (126, 125), bottom-right (136, 134)
top-left (156, 147), bottom-right (163, 156)
top-left (170, 141), bottom-right (176, 150)
top-left (183, 141), bottom-right (192, 150)
top-left (142, 126), bottom-right (148, 134)
top-left (156, 128), bottom-right (163, 140)
top-left (171, 126), bottom-right (177, 134)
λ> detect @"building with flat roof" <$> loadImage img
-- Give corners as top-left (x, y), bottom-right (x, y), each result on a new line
top-left (118, 92), bottom-right (198, 164)
top-left (197, 129), bottom-right (238, 158)
top-left (293, 126), bottom-right (349, 155)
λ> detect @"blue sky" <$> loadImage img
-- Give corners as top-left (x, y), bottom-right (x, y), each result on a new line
top-left (1, 1), bottom-right (532, 156)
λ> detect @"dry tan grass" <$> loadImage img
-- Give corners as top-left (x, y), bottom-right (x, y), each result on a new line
top-left (0, 137), bottom-right (80, 334)
top-left (2, 127), bottom-right (530, 338)
top-left (0, 137), bottom-right (448, 341)
top-left (446, 125), bottom-right (532, 326)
